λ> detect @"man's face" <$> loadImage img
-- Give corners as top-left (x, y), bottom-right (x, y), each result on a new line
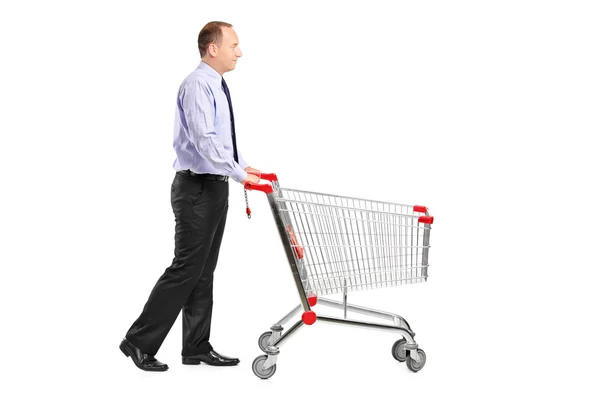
top-left (215, 27), bottom-right (242, 73)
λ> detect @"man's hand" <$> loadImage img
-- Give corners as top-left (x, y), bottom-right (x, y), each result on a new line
top-left (242, 173), bottom-right (260, 186)
top-left (242, 166), bottom-right (261, 186)
top-left (244, 166), bottom-right (261, 175)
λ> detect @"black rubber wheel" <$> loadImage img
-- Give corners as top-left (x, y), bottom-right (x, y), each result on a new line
top-left (406, 349), bottom-right (426, 372)
top-left (258, 331), bottom-right (272, 353)
top-left (252, 355), bottom-right (277, 379)
top-left (392, 338), bottom-right (408, 362)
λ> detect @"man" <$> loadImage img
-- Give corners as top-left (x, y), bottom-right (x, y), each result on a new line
top-left (119, 21), bottom-right (261, 372)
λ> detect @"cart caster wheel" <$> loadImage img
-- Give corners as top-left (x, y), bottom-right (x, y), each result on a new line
top-left (252, 355), bottom-right (277, 380)
top-left (392, 338), bottom-right (408, 362)
top-left (406, 349), bottom-right (426, 372)
top-left (258, 331), bottom-right (272, 353)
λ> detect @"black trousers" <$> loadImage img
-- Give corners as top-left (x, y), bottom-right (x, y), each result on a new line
top-left (125, 171), bottom-right (229, 357)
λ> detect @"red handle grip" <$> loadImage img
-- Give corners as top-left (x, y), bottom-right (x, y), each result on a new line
top-left (259, 172), bottom-right (278, 182)
top-left (244, 172), bottom-right (277, 194)
top-left (244, 182), bottom-right (274, 194)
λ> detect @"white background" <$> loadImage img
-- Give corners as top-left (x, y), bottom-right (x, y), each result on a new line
top-left (1, 0), bottom-right (599, 398)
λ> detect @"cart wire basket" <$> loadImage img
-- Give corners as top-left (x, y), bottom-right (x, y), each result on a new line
top-left (244, 173), bottom-right (434, 379)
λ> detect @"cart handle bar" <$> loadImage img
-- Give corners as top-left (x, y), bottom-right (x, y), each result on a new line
top-left (244, 172), bottom-right (278, 194)
top-left (245, 173), bottom-right (434, 224)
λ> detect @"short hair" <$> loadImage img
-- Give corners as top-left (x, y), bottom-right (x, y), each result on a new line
top-left (198, 21), bottom-right (233, 57)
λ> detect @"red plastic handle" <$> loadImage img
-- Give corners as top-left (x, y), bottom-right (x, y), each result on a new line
top-left (259, 172), bottom-right (278, 182)
top-left (244, 172), bottom-right (277, 194)
top-left (245, 182), bottom-right (274, 194)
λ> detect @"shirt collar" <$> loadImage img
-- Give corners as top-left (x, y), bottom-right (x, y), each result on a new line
top-left (197, 61), bottom-right (223, 85)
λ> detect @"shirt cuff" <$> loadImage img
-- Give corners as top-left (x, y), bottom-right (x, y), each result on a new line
top-left (231, 165), bottom-right (248, 183)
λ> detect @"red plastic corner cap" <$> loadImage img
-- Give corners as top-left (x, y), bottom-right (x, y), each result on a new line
top-left (302, 311), bottom-right (317, 325)
top-left (413, 205), bottom-right (427, 213)
top-left (308, 296), bottom-right (318, 307)
top-left (418, 216), bottom-right (434, 224)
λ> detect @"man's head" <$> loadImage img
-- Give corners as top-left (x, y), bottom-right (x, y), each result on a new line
top-left (198, 21), bottom-right (242, 75)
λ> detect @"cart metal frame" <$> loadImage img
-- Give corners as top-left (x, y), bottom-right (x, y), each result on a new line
top-left (245, 173), bottom-right (433, 379)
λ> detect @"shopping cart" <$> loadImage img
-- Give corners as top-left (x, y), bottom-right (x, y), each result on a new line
top-left (244, 173), bottom-right (433, 379)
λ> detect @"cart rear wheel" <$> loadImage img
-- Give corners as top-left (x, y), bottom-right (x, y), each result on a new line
top-left (258, 331), bottom-right (272, 353)
top-left (392, 338), bottom-right (408, 362)
top-left (406, 349), bottom-right (426, 372)
top-left (252, 355), bottom-right (277, 379)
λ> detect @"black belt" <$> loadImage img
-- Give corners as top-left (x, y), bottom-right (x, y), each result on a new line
top-left (178, 170), bottom-right (229, 182)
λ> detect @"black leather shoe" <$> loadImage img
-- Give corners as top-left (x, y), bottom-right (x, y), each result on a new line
top-left (120, 338), bottom-right (168, 372)
top-left (182, 350), bottom-right (240, 366)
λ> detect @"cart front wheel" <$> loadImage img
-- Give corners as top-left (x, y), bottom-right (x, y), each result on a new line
top-left (252, 355), bottom-right (277, 380)
top-left (391, 338), bottom-right (408, 362)
top-left (406, 349), bottom-right (426, 372)
top-left (258, 331), bottom-right (272, 353)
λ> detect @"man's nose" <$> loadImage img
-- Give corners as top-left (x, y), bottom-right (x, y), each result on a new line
top-left (236, 47), bottom-right (243, 57)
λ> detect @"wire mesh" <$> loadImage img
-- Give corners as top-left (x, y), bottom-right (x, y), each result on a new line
top-left (275, 188), bottom-right (431, 296)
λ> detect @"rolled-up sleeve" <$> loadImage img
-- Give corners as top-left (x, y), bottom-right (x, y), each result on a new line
top-left (180, 80), bottom-right (247, 183)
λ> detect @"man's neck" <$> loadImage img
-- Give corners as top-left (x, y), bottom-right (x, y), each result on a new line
top-left (201, 59), bottom-right (224, 76)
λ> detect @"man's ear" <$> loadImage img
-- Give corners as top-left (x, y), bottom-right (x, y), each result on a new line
top-left (208, 43), bottom-right (218, 57)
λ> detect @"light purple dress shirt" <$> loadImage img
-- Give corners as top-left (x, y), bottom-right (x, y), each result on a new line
top-left (172, 62), bottom-right (248, 183)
